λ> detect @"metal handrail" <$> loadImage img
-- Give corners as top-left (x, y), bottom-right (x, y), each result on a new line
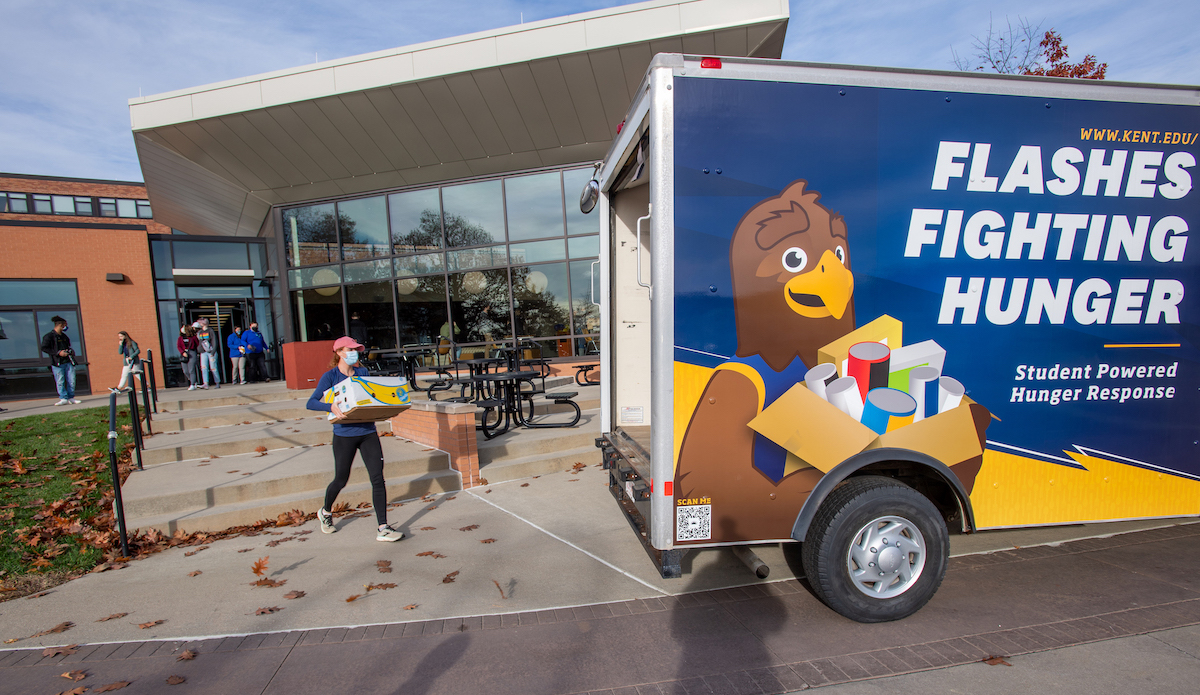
top-left (106, 391), bottom-right (131, 558)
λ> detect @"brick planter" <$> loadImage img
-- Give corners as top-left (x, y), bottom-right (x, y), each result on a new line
top-left (390, 401), bottom-right (482, 487)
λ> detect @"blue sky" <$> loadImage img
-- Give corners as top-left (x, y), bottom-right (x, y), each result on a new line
top-left (1, 0), bottom-right (1196, 183)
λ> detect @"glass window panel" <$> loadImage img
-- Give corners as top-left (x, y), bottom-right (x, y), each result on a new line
top-left (447, 245), bottom-right (506, 271)
top-left (249, 244), bottom-right (267, 277)
top-left (37, 310), bottom-right (83, 358)
top-left (283, 204), bottom-right (338, 267)
top-left (505, 171), bottom-right (564, 241)
top-left (252, 299), bottom-right (275, 348)
top-left (0, 279), bottom-right (78, 305)
top-left (156, 280), bottom-right (176, 299)
top-left (508, 239), bottom-right (566, 264)
top-left (394, 252), bottom-right (443, 277)
top-left (151, 240), bottom-right (173, 279)
top-left (442, 179), bottom-right (504, 247)
top-left (176, 286), bottom-right (252, 300)
top-left (33, 194), bottom-right (52, 214)
top-left (116, 199), bottom-right (137, 217)
top-left (98, 198), bottom-right (117, 217)
top-left (74, 197), bottom-right (94, 216)
top-left (158, 301), bottom-right (184, 384)
top-left (0, 193), bottom-right (7, 212)
top-left (51, 195), bottom-right (74, 214)
top-left (137, 200), bottom-right (153, 218)
top-left (0, 311), bottom-right (40, 360)
top-left (570, 259), bottom-right (601, 336)
top-left (171, 241), bottom-right (250, 270)
top-left (342, 259), bottom-right (392, 283)
top-left (565, 166), bottom-right (601, 236)
top-left (575, 335), bottom-right (600, 356)
top-left (5, 193), bottom-right (29, 213)
top-left (337, 196), bottom-right (389, 261)
top-left (448, 268), bottom-right (512, 343)
top-left (395, 276), bottom-right (449, 346)
top-left (292, 287), bottom-right (345, 342)
top-left (568, 234), bottom-right (599, 259)
top-left (288, 264), bottom-right (341, 289)
top-left (512, 262), bottom-right (570, 340)
top-left (345, 281), bottom-right (396, 351)
top-left (389, 188), bottom-right (443, 253)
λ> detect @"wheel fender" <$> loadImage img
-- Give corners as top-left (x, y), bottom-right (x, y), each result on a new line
top-left (790, 448), bottom-right (975, 543)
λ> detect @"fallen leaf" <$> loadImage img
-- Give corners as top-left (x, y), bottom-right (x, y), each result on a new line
top-left (26, 590), bottom-right (51, 599)
top-left (458, 525), bottom-right (479, 532)
top-left (166, 675), bottom-right (186, 685)
top-left (982, 656), bottom-right (1012, 666)
top-left (376, 560), bottom-right (392, 574)
top-left (444, 496), bottom-right (456, 500)
top-left (480, 538), bottom-right (497, 544)
top-left (255, 606), bottom-right (282, 615)
top-left (183, 546), bottom-right (209, 557)
top-left (442, 571), bottom-right (459, 584)
top-left (226, 470), bottom-right (239, 474)
top-left (403, 604), bottom-right (417, 610)
top-left (492, 579), bottom-right (507, 599)
top-left (251, 556), bottom-right (269, 577)
top-left (138, 620), bottom-right (165, 629)
top-left (31, 622), bottom-right (73, 638)
top-left (416, 551), bottom-right (434, 557)
top-left (42, 644), bottom-right (79, 657)
top-left (283, 591), bottom-right (305, 600)
top-left (3, 638), bottom-right (20, 644)
top-left (251, 578), bottom-right (287, 588)
top-left (484, 489), bottom-right (492, 494)
top-left (238, 548), bottom-right (254, 553)
top-left (176, 649), bottom-right (197, 661)
top-left (568, 479), bottom-right (579, 482)
top-left (57, 687), bottom-right (87, 695)
top-left (94, 681), bottom-right (132, 692)
top-left (520, 483), bottom-right (530, 487)
top-left (365, 582), bottom-right (396, 591)
top-left (345, 594), bottom-right (363, 603)
top-left (571, 462), bottom-right (586, 473)
top-left (188, 571), bottom-right (202, 577)
top-left (61, 669), bottom-right (87, 681)
top-left (425, 505), bottom-right (437, 510)
top-left (96, 613), bottom-right (127, 622)
top-left (419, 526), bottom-right (436, 531)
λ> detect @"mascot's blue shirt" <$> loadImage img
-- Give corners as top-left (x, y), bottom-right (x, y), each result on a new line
top-left (676, 348), bottom-right (809, 483)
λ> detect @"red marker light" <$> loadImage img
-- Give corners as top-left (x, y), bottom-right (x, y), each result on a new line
top-left (700, 57), bottom-right (722, 69)
top-left (664, 481), bottom-right (673, 496)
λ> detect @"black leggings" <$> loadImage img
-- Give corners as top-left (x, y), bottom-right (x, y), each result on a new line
top-left (325, 432), bottom-right (387, 526)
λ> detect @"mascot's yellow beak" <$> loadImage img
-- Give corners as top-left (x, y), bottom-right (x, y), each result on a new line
top-left (783, 249), bottom-right (854, 319)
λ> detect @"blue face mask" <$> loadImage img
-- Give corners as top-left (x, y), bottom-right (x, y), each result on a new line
top-left (344, 350), bottom-right (359, 366)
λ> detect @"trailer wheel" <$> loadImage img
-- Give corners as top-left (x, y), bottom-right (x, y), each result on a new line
top-left (801, 476), bottom-right (947, 623)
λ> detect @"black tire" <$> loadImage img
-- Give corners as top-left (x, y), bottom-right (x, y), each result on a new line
top-left (801, 475), bottom-right (948, 623)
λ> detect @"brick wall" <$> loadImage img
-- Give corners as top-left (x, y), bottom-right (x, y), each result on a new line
top-left (0, 226), bottom-right (163, 393)
top-left (390, 402), bottom-right (483, 488)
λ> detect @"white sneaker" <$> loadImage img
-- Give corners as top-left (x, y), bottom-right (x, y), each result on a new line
top-left (318, 508), bottom-right (336, 534)
top-left (187, 385), bottom-right (196, 391)
top-left (376, 524), bottom-right (405, 542)
top-left (54, 399), bottom-right (68, 406)
top-left (70, 399), bottom-right (81, 404)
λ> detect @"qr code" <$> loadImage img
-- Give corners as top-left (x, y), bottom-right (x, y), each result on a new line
top-left (676, 505), bottom-right (712, 542)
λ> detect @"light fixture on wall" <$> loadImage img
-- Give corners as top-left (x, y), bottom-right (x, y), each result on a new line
top-left (311, 268), bottom-right (340, 296)
top-left (396, 277), bottom-right (419, 295)
top-left (525, 270), bottom-right (548, 293)
top-left (462, 271), bottom-right (487, 294)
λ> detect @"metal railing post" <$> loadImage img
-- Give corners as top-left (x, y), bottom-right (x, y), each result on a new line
top-left (145, 351), bottom-right (158, 413)
top-left (126, 389), bottom-right (145, 471)
top-left (107, 392), bottom-right (131, 558)
top-left (138, 370), bottom-right (153, 436)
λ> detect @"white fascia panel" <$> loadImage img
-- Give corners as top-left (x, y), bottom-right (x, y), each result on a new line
top-left (191, 81), bottom-right (264, 121)
top-left (334, 53), bottom-right (415, 93)
top-left (412, 39), bottom-right (499, 81)
top-left (584, 5), bottom-right (682, 47)
top-left (680, 0), bottom-right (787, 34)
top-left (260, 69), bottom-right (338, 108)
top-left (495, 21), bottom-right (588, 64)
top-left (130, 95), bottom-right (193, 130)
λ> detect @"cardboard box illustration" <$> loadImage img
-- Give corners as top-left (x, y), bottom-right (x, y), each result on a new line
top-left (323, 376), bottom-right (412, 422)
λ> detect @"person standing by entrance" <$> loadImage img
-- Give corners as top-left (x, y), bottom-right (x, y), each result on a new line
top-left (227, 325), bottom-right (246, 385)
top-left (195, 318), bottom-right (221, 388)
top-left (305, 336), bottom-right (405, 542)
top-left (243, 322), bottom-right (268, 382)
top-left (41, 316), bottom-right (79, 405)
top-left (114, 331), bottom-right (141, 391)
top-left (177, 325), bottom-right (200, 390)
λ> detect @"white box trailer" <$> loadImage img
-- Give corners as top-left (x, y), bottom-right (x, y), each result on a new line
top-left (585, 54), bottom-right (1200, 622)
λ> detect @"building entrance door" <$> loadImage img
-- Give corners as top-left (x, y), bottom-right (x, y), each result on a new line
top-left (182, 300), bottom-right (249, 385)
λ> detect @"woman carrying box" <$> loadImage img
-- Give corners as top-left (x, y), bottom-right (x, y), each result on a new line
top-left (305, 336), bottom-right (405, 542)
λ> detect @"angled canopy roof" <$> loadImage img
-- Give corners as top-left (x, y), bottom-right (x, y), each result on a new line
top-left (129, 0), bottom-right (788, 236)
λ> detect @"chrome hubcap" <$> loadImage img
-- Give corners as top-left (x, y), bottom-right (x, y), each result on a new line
top-left (845, 515), bottom-right (926, 599)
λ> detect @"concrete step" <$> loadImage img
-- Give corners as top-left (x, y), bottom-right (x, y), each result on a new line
top-left (153, 386), bottom-right (306, 412)
top-left (478, 445), bottom-right (603, 484)
top-left (124, 469), bottom-right (463, 535)
top-left (140, 415), bottom-right (358, 464)
top-left (476, 409), bottom-right (601, 465)
top-left (151, 401), bottom-right (315, 432)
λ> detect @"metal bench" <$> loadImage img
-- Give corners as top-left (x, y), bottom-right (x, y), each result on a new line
top-left (575, 363), bottom-right (600, 386)
top-left (523, 390), bottom-right (581, 428)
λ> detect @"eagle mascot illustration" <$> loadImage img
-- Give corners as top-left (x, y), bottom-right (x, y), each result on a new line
top-left (675, 180), bottom-right (858, 541)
